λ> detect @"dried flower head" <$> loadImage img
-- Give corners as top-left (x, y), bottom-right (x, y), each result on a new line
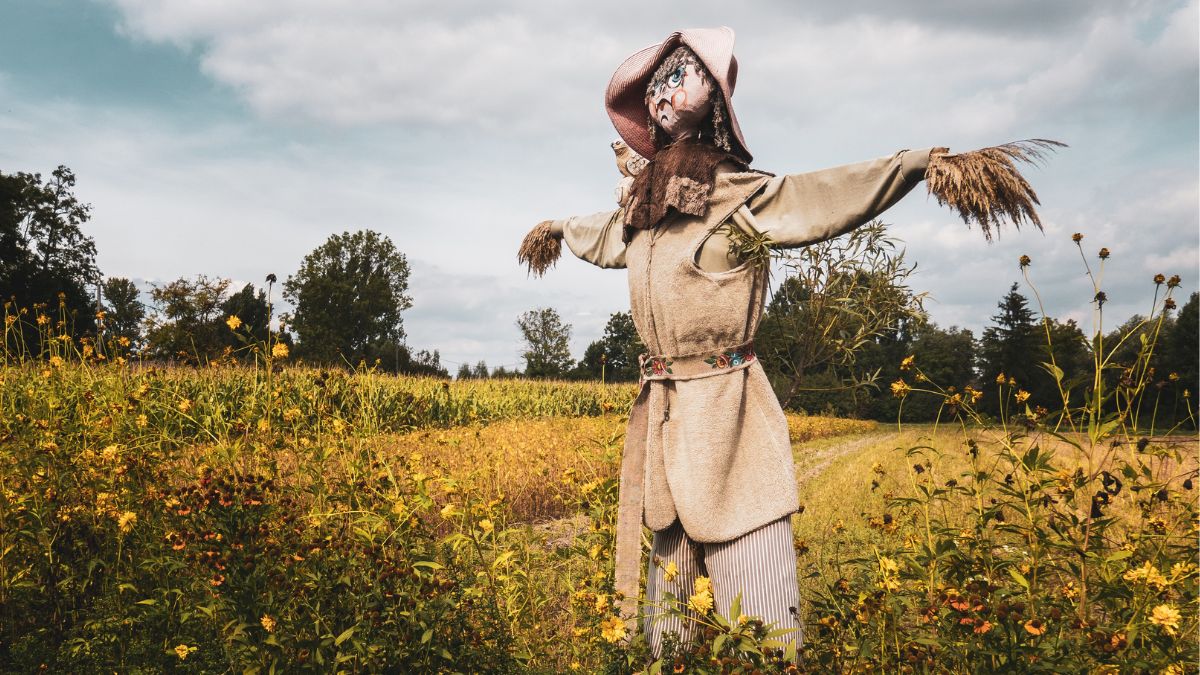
top-left (925, 140), bottom-right (1065, 240)
top-left (1072, 232), bottom-right (1083, 243)
top-left (518, 221), bottom-right (563, 277)
top-left (1154, 273), bottom-right (1166, 285)
top-left (1019, 254), bottom-right (1031, 268)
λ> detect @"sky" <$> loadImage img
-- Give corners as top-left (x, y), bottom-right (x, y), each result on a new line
top-left (1, 0), bottom-right (1196, 373)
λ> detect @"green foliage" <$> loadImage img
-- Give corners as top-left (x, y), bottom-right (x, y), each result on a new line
top-left (1165, 292), bottom-right (1198, 401)
top-left (518, 307), bottom-right (574, 378)
top-left (0, 165), bottom-right (100, 336)
top-left (573, 311), bottom-right (645, 383)
top-left (284, 230), bottom-right (413, 367)
top-left (100, 277), bottom-right (145, 348)
top-left (757, 221), bottom-right (927, 409)
top-left (798, 238), bottom-right (1198, 673)
top-left (143, 275), bottom-right (233, 363)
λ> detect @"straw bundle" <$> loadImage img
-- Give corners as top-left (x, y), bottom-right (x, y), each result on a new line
top-left (518, 220), bottom-right (562, 277)
top-left (926, 139), bottom-right (1065, 240)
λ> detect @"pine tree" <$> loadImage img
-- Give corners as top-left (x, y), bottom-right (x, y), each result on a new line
top-left (978, 283), bottom-right (1043, 411)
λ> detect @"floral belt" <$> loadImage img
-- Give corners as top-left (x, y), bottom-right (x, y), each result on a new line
top-left (638, 342), bottom-right (756, 382)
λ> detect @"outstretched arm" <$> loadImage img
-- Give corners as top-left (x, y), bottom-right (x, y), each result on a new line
top-left (748, 147), bottom-right (940, 248)
top-left (547, 208), bottom-right (628, 270)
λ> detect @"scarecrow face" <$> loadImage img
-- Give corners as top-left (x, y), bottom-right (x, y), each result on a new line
top-left (646, 47), bottom-right (714, 143)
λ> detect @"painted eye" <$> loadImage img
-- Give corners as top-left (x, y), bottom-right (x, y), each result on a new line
top-left (667, 66), bottom-right (684, 88)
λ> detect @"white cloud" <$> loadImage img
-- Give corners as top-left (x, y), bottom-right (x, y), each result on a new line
top-left (3, 1), bottom-right (1194, 368)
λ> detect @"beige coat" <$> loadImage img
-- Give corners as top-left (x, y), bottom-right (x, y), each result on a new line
top-left (556, 148), bottom-right (933, 615)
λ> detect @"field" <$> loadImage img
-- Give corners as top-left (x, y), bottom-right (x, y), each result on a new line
top-left (1, 362), bottom-right (1196, 673)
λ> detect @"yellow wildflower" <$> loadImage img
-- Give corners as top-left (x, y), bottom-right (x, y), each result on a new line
top-left (272, 342), bottom-right (289, 358)
top-left (117, 511), bottom-right (137, 533)
top-left (890, 379), bottom-right (910, 398)
top-left (49, 355), bottom-right (64, 368)
top-left (439, 504), bottom-right (460, 519)
top-left (599, 615), bottom-right (627, 643)
top-left (37, 314), bottom-right (49, 326)
top-left (594, 593), bottom-right (610, 613)
top-left (688, 589), bottom-right (714, 614)
top-left (1015, 390), bottom-right (1031, 403)
top-left (694, 576), bottom-right (712, 595)
top-left (173, 644), bottom-right (195, 660)
top-left (900, 355), bottom-right (915, 371)
top-left (995, 371), bottom-right (1006, 385)
top-left (260, 614), bottom-right (276, 632)
top-left (177, 399), bottom-right (192, 413)
top-left (1023, 618), bottom-right (1047, 636)
top-left (1149, 604), bottom-right (1181, 636)
top-left (1124, 561), bottom-right (1168, 591)
top-left (136, 414), bottom-right (148, 428)
top-left (478, 519), bottom-right (494, 535)
top-left (663, 560), bottom-right (679, 583)
top-left (226, 315), bottom-right (242, 330)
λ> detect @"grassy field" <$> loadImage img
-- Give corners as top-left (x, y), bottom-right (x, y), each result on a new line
top-left (1, 362), bottom-right (1196, 673)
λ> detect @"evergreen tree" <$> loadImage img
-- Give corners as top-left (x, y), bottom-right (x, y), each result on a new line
top-left (978, 283), bottom-right (1043, 412)
top-left (1163, 292), bottom-right (1197, 423)
top-left (573, 311), bottom-right (645, 382)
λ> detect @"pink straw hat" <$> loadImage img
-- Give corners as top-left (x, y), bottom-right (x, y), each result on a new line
top-left (605, 27), bottom-right (751, 163)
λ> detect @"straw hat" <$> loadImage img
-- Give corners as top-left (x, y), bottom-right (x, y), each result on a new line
top-left (605, 27), bottom-right (751, 163)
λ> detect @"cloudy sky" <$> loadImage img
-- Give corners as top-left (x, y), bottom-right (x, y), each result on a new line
top-left (2, 1), bottom-right (1196, 372)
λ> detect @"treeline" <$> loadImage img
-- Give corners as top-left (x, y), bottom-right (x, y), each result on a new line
top-left (3, 165), bottom-right (1196, 425)
top-left (2, 167), bottom-right (446, 376)
top-left (768, 283), bottom-right (1198, 423)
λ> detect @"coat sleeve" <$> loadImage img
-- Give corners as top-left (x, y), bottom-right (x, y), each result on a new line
top-left (747, 148), bottom-right (934, 248)
top-left (558, 209), bottom-right (628, 269)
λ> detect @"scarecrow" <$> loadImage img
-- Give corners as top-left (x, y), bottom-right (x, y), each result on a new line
top-left (519, 27), bottom-right (1059, 654)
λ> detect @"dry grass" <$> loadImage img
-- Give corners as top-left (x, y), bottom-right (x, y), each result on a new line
top-left (517, 220), bottom-right (562, 277)
top-left (926, 139), bottom-right (1066, 240)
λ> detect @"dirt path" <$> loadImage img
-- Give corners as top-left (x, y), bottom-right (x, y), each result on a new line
top-left (793, 430), bottom-right (898, 489)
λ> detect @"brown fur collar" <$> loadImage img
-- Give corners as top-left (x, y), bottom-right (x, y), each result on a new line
top-left (623, 140), bottom-right (747, 242)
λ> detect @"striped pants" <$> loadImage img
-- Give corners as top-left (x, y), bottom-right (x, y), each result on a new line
top-left (643, 516), bottom-right (802, 656)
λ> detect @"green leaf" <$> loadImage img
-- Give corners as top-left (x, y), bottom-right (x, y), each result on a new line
top-left (1008, 568), bottom-right (1030, 590)
top-left (713, 633), bottom-right (728, 654)
top-left (1106, 549), bottom-right (1133, 563)
top-left (334, 626), bottom-right (354, 646)
top-left (421, 628), bottom-right (433, 644)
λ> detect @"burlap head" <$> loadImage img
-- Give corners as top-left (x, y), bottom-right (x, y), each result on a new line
top-left (605, 27), bottom-right (751, 163)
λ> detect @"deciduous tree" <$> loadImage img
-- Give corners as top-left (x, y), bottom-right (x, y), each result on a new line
top-left (517, 307), bottom-right (573, 378)
top-left (101, 277), bottom-right (145, 348)
top-left (284, 230), bottom-right (413, 366)
top-left (0, 166), bottom-right (100, 334)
